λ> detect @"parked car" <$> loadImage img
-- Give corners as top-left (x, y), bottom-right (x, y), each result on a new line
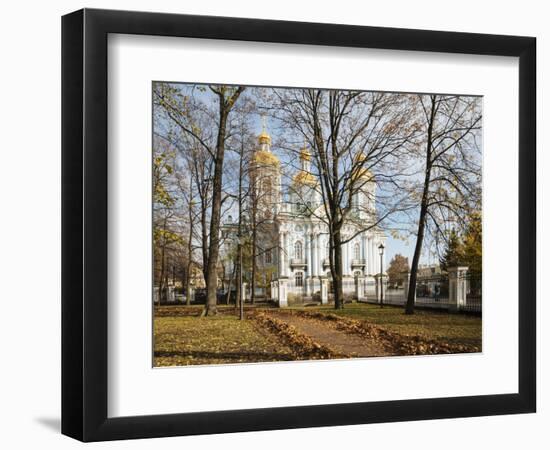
top-left (192, 289), bottom-right (207, 304)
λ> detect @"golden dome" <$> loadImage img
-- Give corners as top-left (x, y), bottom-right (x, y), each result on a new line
top-left (353, 152), bottom-right (373, 179)
top-left (293, 170), bottom-right (317, 186)
top-left (258, 131), bottom-right (272, 145)
top-left (300, 146), bottom-right (311, 161)
top-left (356, 167), bottom-right (373, 180)
top-left (253, 149), bottom-right (279, 167)
top-left (354, 152), bottom-right (366, 162)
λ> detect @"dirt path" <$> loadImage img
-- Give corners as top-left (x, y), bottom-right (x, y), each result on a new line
top-left (268, 312), bottom-right (391, 358)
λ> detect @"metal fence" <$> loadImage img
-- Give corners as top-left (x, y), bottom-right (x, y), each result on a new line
top-left (464, 272), bottom-right (482, 313)
top-left (367, 272), bottom-right (481, 314)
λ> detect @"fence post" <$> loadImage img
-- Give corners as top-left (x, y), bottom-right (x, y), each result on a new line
top-left (448, 266), bottom-right (469, 312)
top-left (278, 279), bottom-right (288, 307)
top-left (271, 281), bottom-right (278, 301)
top-left (355, 276), bottom-right (366, 302)
top-left (167, 286), bottom-right (175, 303)
top-left (320, 278), bottom-right (329, 304)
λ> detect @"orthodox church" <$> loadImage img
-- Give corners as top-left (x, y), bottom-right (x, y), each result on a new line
top-left (223, 125), bottom-right (387, 306)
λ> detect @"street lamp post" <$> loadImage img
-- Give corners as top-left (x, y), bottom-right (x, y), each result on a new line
top-left (378, 243), bottom-right (385, 308)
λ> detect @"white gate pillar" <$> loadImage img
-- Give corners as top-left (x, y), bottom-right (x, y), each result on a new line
top-left (355, 276), bottom-right (366, 302)
top-left (448, 266), bottom-right (469, 312)
top-left (320, 278), bottom-right (329, 304)
top-left (167, 286), bottom-right (176, 303)
top-left (278, 279), bottom-right (288, 307)
top-left (274, 281), bottom-right (279, 301)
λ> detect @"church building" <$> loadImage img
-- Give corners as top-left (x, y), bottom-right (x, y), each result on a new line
top-left (222, 125), bottom-right (387, 306)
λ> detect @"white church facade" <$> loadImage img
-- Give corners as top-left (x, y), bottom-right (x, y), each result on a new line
top-left (222, 126), bottom-right (387, 307)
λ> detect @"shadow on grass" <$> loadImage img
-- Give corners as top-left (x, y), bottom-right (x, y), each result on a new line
top-left (154, 350), bottom-right (294, 361)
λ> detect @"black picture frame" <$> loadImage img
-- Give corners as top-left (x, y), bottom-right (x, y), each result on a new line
top-left (62, 8), bottom-right (536, 442)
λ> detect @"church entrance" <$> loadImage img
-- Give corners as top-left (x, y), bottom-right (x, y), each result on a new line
top-left (294, 271), bottom-right (304, 296)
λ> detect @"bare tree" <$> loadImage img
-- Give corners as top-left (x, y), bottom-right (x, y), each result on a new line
top-left (154, 83), bottom-right (246, 316)
top-left (404, 94), bottom-right (482, 314)
top-left (271, 89), bottom-right (417, 308)
top-left (152, 138), bottom-right (181, 303)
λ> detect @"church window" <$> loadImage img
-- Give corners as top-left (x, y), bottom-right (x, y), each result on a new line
top-left (294, 241), bottom-right (303, 260)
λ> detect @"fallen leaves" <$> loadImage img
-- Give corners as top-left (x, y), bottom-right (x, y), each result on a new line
top-left (252, 312), bottom-right (336, 359)
top-left (284, 309), bottom-right (481, 355)
top-left (153, 315), bottom-right (295, 367)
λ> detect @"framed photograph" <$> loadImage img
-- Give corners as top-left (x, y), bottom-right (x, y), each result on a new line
top-left (62, 8), bottom-right (536, 442)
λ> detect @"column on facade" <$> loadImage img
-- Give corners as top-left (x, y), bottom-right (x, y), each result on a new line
top-left (309, 233), bottom-right (317, 277)
top-left (372, 239), bottom-right (377, 275)
top-left (370, 239), bottom-right (375, 275)
top-left (282, 232), bottom-right (288, 277)
top-left (279, 232), bottom-right (285, 278)
top-left (382, 240), bottom-right (386, 273)
top-left (306, 231), bottom-right (312, 278)
top-left (343, 238), bottom-right (349, 276)
top-left (365, 235), bottom-right (371, 275)
top-left (361, 235), bottom-right (367, 272)
top-left (374, 239), bottom-right (379, 274)
top-left (366, 236), bottom-right (372, 275)
top-left (312, 234), bottom-right (317, 277)
top-left (319, 235), bottom-right (325, 275)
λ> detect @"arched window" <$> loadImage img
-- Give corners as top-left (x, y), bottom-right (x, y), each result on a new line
top-left (295, 272), bottom-right (303, 287)
top-left (354, 242), bottom-right (361, 260)
top-left (294, 241), bottom-right (303, 260)
top-left (265, 249), bottom-right (272, 264)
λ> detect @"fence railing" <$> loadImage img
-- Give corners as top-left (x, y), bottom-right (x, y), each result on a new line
top-left (364, 271), bottom-right (481, 314)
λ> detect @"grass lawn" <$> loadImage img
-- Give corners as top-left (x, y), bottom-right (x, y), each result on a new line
top-left (154, 313), bottom-right (295, 366)
top-left (293, 303), bottom-right (482, 348)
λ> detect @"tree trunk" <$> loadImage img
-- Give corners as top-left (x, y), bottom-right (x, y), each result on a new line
top-left (157, 216), bottom-right (168, 306)
top-left (405, 96), bottom-right (436, 315)
top-left (226, 263), bottom-right (236, 305)
top-left (250, 219), bottom-right (257, 304)
top-left (203, 110), bottom-right (228, 316)
top-left (186, 213), bottom-right (193, 306)
top-left (235, 136), bottom-right (245, 313)
top-left (204, 87), bottom-right (245, 315)
top-left (200, 205), bottom-right (208, 287)
top-left (235, 245), bottom-right (242, 309)
top-left (332, 230), bottom-right (345, 309)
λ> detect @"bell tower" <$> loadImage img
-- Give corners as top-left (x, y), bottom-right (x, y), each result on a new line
top-left (250, 115), bottom-right (281, 220)
top-left (352, 152), bottom-right (376, 221)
